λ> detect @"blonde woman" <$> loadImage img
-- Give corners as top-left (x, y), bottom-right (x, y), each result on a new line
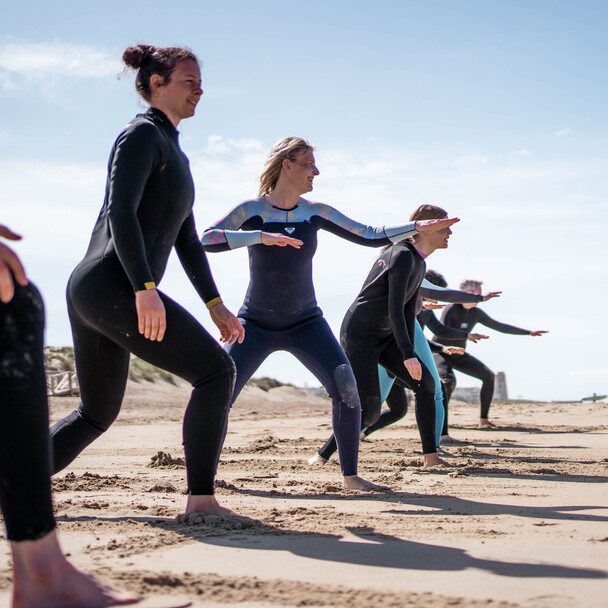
top-left (203, 138), bottom-right (456, 489)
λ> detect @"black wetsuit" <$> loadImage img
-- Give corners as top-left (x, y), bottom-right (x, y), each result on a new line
top-left (418, 308), bottom-right (468, 434)
top-left (202, 198), bottom-right (418, 475)
top-left (434, 304), bottom-right (530, 419)
top-left (317, 240), bottom-right (438, 458)
top-left (360, 282), bottom-right (482, 441)
top-left (1, 281), bottom-right (55, 541)
top-left (50, 108), bottom-right (235, 495)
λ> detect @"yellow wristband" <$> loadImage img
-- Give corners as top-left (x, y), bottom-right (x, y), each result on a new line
top-left (144, 282), bottom-right (157, 290)
top-left (206, 297), bottom-right (223, 310)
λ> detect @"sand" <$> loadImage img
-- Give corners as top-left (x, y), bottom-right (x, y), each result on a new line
top-left (1, 379), bottom-right (607, 607)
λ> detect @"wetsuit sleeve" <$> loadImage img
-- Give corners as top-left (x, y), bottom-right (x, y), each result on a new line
top-left (421, 309), bottom-right (469, 341)
top-left (474, 308), bottom-right (530, 335)
top-left (427, 339), bottom-right (445, 354)
top-left (106, 123), bottom-right (162, 291)
top-left (419, 279), bottom-right (484, 304)
top-left (201, 202), bottom-right (263, 252)
top-left (174, 213), bottom-right (221, 303)
top-left (311, 204), bottom-right (417, 246)
top-left (387, 247), bottom-right (418, 360)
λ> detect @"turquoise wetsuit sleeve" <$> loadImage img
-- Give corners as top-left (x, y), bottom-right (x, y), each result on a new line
top-left (311, 203), bottom-right (417, 246)
top-left (201, 201), bottom-right (263, 252)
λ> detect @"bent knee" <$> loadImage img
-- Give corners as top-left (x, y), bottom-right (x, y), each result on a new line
top-left (193, 348), bottom-right (236, 390)
top-left (361, 396), bottom-right (382, 428)
top-left (332, 363), bottom-right (360, 409)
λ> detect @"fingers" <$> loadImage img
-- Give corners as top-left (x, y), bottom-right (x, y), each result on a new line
top-left (0, 225), bottom-right (22, 241)
top-left (0, 242), bottom-right (28, 287)
top-left (416, 217), bottom-right (460, 232)
top-left (404, 358), bottom-right (422, 381)
top-left (483, 291), bottom-right (502, 301)
top-left (135, 290), bottom-right (166, 341)
top-left (0, 261), bottom-right (15, 303)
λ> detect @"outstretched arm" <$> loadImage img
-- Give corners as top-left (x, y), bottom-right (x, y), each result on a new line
top-left (474, 308), bottom-right (536, 336)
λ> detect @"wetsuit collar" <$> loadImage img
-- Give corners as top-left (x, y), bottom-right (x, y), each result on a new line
top-left (145, 107), bottom-right (179, 137)
top-left (263, 194), bottom-right (300, 212)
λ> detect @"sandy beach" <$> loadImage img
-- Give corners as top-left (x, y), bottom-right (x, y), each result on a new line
top-left (1, 376), bottom-right (607, 608)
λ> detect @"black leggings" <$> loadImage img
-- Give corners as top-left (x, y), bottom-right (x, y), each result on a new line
top-left (225, 315), bottom-right (361, 476)
top-left (361, 382), bottom-right (409, 437)
top-left (0, 281), bottom-right (55, 542)
top-left (434, 351), bottom-right (495, 420)
top-left (50, 260), bottom-right (235, 495)
top-left (319, 319), bottom-right (437, 458)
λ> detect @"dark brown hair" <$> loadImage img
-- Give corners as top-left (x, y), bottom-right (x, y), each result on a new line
top-left (381, 203), bottom-right (448, 252)
top-left (122, 44), bottom-right (198, 102)
top-left (424, 269), bottom-right (448, 288)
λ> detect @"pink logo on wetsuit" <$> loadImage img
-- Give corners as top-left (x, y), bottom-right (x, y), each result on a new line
top-left (378, 259), bottom-right (387, 268)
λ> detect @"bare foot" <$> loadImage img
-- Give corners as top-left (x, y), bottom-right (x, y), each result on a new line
top-left (343, 475), bottom-right (390, 491)
top-left (479, 418), bottom-right (497, 429)
top-left (307, 453), bottom-right (327, 466)
top-left (359, 432), bottom-right (368, 441)
top-left (11, 532), bottom-right (139, 608)
top-left (180, 494), bottom-right (235, 519)
top-left (423, 453), bottom-right (450, 467)
top-left (440, 434), bottom-right (462, 444)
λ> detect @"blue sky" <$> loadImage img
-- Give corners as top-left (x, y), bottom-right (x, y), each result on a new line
top-left (2, 1), bottom-right (607, 401)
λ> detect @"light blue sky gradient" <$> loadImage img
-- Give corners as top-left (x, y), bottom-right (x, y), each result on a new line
top-left (2, 1), bottom-right (607, 400)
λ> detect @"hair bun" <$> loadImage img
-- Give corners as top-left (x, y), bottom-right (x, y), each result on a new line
top-left (122, 44), bottom-right (156, 69)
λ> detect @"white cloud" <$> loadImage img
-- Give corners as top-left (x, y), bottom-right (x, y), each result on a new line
top-left (0, 40), bottom-right (119, 84)
top-left (516, 149), bottom-right (531, 156)
top-left (555, 128), bottom-right (571, 136)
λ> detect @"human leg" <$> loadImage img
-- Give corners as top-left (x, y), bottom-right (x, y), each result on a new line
top-left (1, 281), bottom-right (138, 607)
top-left (287, 318), bottom-right (385, 488)
top-left (379, 344), bottom-right (440, 462)
top-left (434, 352), bottom-right (455, 436)
top-left (55, 266), bottom-right (235, 512)
top-left (361, 368), bottom-right (408, 438)
top-left (448, 352), bottom-right (495, 425)
top-left (413, 321), bottom-right (444, 447)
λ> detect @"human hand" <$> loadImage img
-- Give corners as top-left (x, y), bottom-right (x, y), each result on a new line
top-left (415, 217), bottom-right (460, 232)
top-left (209, 303), bottom-right (245, 345)
top-left (404, 357), bottom-right (422, 380)
top-left (530, 330), bottom-right (548, 337)
top-left (0, 225), bottom-right (28, 303)
top-left (422, 299), bottom-right (445, 310)
top-left (261, 232), bottom-right (303, 248)
top-left (468, 333), bottom-right (489, 343)
top-left (443, 346), bottom-right (465, 356)
top-left (482, 291), bottom-right (501, 301)
top-left (135, 289), bottom-right (166, 341)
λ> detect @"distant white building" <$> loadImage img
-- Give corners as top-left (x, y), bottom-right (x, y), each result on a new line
top-left (452, 372), bottom-right (508, 403)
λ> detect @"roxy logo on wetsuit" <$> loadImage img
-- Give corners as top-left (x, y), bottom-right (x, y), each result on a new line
top-left (285, 227), bottom-right (296, 234)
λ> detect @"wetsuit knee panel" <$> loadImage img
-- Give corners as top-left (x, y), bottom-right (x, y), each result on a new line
top-left (332, 363), bottom-right (360, 409)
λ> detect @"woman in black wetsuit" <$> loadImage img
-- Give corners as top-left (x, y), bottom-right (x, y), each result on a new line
top-left (1, 226), bottom-right (138, 607)
top-left (313, 204), bottom-right (458, 468)
top-left (202, 138), bottom-right (457, 489)
top-left (50, 45), bottom-right (243, 517)
top-left (434, 278), bottom-right (548, 428)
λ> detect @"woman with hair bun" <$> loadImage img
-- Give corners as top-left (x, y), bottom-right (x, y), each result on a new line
top-left (202, 140), bottom-right (457, 490)
top-left (50, 44), bottom-right (243, 517)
